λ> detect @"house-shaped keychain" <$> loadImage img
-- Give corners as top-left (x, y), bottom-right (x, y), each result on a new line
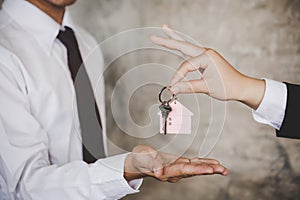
top-left (158, 100), bottom-right (193, 134)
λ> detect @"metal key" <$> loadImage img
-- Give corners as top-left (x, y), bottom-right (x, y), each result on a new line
top-left (158, 86), bottom-right (177, 135)
top-left (159, 102), bottom-right (172, 135)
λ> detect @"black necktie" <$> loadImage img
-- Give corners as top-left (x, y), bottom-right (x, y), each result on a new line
top-left (57, 26), bottom-right (105, 163)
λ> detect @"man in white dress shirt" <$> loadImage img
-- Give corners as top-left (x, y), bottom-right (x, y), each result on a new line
top-left (0, 0), bottom-right (228, 199)
top-left (152, 25), bottom-right (300, 140)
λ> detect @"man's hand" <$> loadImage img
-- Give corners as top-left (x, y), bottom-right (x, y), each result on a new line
top-left (151, 24), bottom-right (265, 110)
top-left (124, 145), bottom-right (228, 182)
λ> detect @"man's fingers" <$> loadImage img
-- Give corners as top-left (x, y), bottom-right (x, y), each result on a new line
top-left (190, 158), bottom-right (228, 176)
top-left (170, 53), bottom-right (210, 85)
top-left (175, 157), bottom-right (191, 164)
top-left (151, 35), bottom-right (204, 57)
top-left (163, 162), bottom-right (228, 180)
top-left (168, 177), bottom-right (181, 183)
top-left (170, 79), bottom-right (208, 95)
top-left (210, 164), bottom-right (228, 176)
top-left (162, 24), bottom-right (185, 41)
top-left (164, 162), bottom-right (214, 178)
top-left (191, 158), bottom-right (220, 165)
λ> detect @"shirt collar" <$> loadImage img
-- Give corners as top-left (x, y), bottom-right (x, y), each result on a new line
top-left (2, 0), bottom-right (77, 55)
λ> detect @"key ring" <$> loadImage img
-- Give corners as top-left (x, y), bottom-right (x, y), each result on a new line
top-left (159, 86), bottom-right (177, 104)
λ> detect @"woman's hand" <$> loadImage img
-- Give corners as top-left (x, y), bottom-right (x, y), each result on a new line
top-left (151, 25), bottom-right (265, 109)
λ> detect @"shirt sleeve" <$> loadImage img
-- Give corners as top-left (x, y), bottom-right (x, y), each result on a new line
top-left (252, 78), bottom-right (287, 130)
top-left (90, 154), bottom-right (143, 199)
top-left (0, 51), bottom-right (141, 200)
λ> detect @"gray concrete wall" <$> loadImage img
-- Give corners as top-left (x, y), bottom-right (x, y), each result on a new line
top-left (1, 0), bottom-right (300, 199)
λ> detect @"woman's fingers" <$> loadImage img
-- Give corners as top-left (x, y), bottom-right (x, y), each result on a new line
top-left (151, 35), bottom-right (205, 57)
top-left (169, 79), bottom-right (208, 95)
top-left (170, 53), bottom-right (210, 86)
top-left (162, 24), bottom-right (185, 41)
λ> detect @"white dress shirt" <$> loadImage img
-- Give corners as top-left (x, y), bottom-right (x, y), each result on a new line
top-left (252, 78), bottom-right (287, 130)
top-left (0, 0), bottom-right (141, 199)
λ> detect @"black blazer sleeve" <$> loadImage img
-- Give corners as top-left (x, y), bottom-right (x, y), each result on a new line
top-left (276, 83), bottom-right (300, 139)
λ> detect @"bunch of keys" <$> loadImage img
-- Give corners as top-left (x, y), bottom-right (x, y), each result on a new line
top-left (158, 86), bottom-right (177, 135)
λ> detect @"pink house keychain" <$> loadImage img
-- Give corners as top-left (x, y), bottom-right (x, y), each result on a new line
top-left (158, 87), bottom-right (193, 134)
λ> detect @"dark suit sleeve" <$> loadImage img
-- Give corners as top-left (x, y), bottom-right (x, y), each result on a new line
top-left (276, 83), bottom-right (300, 139)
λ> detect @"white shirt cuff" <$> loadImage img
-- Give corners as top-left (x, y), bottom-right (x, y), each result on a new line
top-left (252, 79), bottom-right (287, 130)
top-left (89, 153), bottom-right (143, 200)
top-left (128, 178), bottom-right (143, 190)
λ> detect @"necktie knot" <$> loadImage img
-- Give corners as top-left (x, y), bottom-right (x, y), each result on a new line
top-left (57, 26), bottom-right (77, 49)
top-left (57, 26), bottom-right (82, 81)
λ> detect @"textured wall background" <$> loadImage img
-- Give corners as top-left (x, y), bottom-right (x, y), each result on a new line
top-left (2, 0), bottom-right (299, 199)
top-left (70, 0), bottom-right (300, 200)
